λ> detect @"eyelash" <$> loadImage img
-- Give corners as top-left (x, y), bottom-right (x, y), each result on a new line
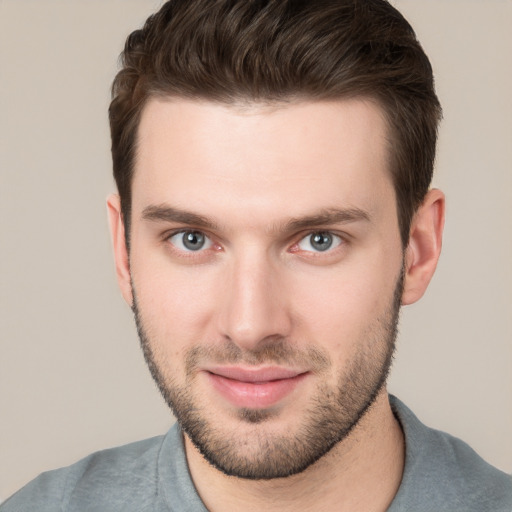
top-left (292, 232), bottom-right (344, 254)
top-left (164, 229), bottom-right (347, 257)
top-left (164, 230), bottom-right (221, 261)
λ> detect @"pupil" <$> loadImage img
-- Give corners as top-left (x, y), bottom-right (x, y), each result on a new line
top-left (183, 231), bottom-right (205, 250)
top-left (311, 232), bottom-right (332, 251)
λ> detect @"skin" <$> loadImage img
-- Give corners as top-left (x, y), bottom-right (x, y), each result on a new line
top-left (108, 97), bottom-right (444, 511)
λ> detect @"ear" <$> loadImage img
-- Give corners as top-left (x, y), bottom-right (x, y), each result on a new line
top-left (107, 194), bottom-right (133, 306)
top-left (402, 189), bottom-right (445, 305)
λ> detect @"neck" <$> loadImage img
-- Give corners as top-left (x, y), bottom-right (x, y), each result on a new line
top-left (184, 390), bottom-right (405, 512)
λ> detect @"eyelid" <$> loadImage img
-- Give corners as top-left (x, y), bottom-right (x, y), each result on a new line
top-left (166, 229), bottom-right (214, 252)
top-left (163, 226), bottom-right (212, 242)
top-left (290, 230), bottom-right (347, 254)
top-left (162, 227), bottom-right (348, 256)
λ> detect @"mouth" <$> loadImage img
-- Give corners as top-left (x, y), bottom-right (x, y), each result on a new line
top-left (203, 366), bottom-right (309, 409)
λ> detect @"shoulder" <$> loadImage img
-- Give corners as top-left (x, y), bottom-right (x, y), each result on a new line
top-left (0, 432), bottom-right (170, 512)
top-left (389, 395), bottom-right (512, 511)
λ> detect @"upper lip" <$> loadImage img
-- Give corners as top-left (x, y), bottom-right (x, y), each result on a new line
top-left (204, 366), bottom-right (307, 383)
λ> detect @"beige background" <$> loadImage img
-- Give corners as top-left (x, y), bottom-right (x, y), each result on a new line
top-left (1, 0), bottom-right (511, 501)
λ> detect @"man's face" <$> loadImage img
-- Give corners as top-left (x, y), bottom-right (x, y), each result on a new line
top-left (128, 98), bottom-right (404, 479)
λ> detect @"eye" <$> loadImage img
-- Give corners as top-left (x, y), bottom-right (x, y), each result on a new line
top-left (296, 231), bottom-right (342, 252)
top-left (168, 230), bottom-right (213, 252)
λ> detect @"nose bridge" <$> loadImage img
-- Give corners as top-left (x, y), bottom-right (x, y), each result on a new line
top-left (219, 245), bottom-right (290, 349)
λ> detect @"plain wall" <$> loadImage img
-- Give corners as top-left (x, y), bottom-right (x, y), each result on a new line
top-left (1, 0), bottom-right (511, 501)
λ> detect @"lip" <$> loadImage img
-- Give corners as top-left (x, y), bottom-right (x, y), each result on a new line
top-left (203, 366), bottom-right (308, 409)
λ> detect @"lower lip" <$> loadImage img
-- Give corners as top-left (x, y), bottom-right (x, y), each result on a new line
top-left (206, 372), bottom-right (307, 409)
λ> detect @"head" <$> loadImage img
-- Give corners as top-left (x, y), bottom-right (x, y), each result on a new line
top-left (107, 0), bottom-right (444, 480)
top-left (109, 0), bottom-right (442, 249)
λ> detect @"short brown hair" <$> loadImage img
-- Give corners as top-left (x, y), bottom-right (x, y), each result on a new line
top-left (109, 0), bottom-right (441, 246)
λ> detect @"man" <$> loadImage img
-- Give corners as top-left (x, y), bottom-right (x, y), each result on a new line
top-left (2, 0), bottom-right (511, 510)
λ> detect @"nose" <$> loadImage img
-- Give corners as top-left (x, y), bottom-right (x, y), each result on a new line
top-left (217, 250), bottom-right (292, 351)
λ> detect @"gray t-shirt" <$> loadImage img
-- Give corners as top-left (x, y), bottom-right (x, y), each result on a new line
top-left (2, 396), bottom-right (511, 511)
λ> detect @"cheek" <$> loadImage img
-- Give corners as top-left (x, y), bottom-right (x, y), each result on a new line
top-left (131, 257), bottom-right (220, 351)
top-left (288, 258), bottom-right (399, 349)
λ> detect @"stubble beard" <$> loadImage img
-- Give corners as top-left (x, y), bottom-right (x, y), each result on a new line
top-left (132, 270), bottom-right (403, 480)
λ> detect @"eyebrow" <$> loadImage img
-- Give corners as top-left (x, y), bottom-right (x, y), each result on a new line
top-left (142, 204), bottom-right (219, 230)
top-left (283, 207), bottom-right (371, 232)
top-left (141, 204), bottom-right (370, 232)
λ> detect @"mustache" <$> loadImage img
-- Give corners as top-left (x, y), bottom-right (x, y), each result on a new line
top-left (185, 336), bottom-right (331, 374)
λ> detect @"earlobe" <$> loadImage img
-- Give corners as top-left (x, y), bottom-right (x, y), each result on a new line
top-left (106, 194), bottom-right (133, 306)
top-left (402, 189), bottom-right (445, 305)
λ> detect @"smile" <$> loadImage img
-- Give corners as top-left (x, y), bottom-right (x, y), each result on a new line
top-left (204, 366), bottom-right (309, 409)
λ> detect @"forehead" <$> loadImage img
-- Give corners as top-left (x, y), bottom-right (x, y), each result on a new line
top-left (132, 97), bottom-right (395, 224)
